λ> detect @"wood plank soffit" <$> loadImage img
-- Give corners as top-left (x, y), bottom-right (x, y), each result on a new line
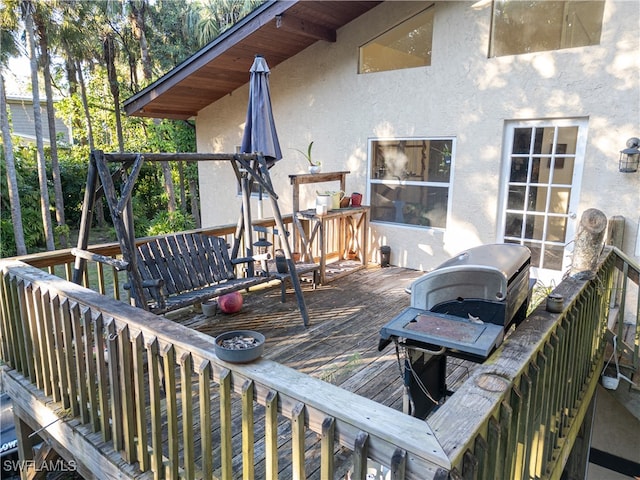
top-left (275, 14), bottom-right (337, 42)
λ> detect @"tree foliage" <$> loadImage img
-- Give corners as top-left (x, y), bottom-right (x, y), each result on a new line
top-left (0, 0), bottom-right (264, 256)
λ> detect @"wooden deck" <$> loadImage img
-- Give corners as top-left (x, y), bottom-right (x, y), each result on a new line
top-left (2, 247), bottom-right (636, 479)
top-left (169, 262), bottom-right (475, 414)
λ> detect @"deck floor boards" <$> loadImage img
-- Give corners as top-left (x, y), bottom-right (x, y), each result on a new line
top-left (168, 264), bottom-right (477, 410)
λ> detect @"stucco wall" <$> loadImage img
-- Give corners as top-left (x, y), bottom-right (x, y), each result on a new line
top-left (196, 0), bottom-right (639, 272)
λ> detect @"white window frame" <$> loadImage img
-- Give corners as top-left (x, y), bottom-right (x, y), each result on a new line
top-left (367, 136), bottom-right (455, 230)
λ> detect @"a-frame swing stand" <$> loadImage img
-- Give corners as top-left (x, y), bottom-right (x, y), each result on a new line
top-left (72, 150), bottom-right (310, 326)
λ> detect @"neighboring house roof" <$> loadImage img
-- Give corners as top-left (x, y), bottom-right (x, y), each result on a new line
top-left (6, 96), bottom-right (71, 145)
top-left (123, 0), bottom-right (382, 120)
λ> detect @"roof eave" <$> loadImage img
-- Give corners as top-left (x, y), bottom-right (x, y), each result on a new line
top-left (123, 0), bottom-right (297, 119)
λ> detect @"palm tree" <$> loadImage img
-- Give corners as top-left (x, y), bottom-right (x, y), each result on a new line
top-left (34, 2), bottom-right (67, 247)
top-left (22, 0), bottom-right (55, 250)
top-left (0, 2), bottom-right (27, 254)
top-left (192, 0), bottom-right (264, 47)
top-left (127, 0), bottom-right (177, 213)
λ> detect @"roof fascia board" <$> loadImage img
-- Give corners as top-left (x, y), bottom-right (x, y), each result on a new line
top-left (123, 0), bottom-right (297, 115)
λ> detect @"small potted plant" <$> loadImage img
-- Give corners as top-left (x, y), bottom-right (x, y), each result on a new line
top-left (440, 144), bottom-right (452, 164)
top-left (293, 141), bottom-right (321, 174)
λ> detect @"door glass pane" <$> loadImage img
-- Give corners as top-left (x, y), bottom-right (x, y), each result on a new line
top-left (507, 186), bottom-right (526, 210)
top-left (547, 216), bottom-right (568, 242)
top-left (524, 241), bottom-right (542, 268)
top-left (526, 214), bottom-right (545, 240)
top-left (510, 157), bottom-right (529, 182)
top-left (528, 186), bottom-right (547, 211)
top-left (530, 157), bottom-right (544, 183)
top-left (512, 128), bottom-right (532, 154)
top-left (556, 127), bottom-right (578, 152)
top-left (505, 212), bottom-right (524, 237)
top-left (532, 128), bottom-right (547, 154)
top-left (549, 187), bottom-right (571, 214)
top-left (551, 157), bottom-right (574, 182)
top-left (543, 244), bottom-right (565, 270)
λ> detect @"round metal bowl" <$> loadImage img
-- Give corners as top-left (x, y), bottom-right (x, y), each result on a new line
top-left (214, 330), bottom-right (265, 363)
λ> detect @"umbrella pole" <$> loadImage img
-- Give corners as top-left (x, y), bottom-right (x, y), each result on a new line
top-left (257, 186), bottom-right (264, 219)
top-left (240, 167), bottom-right (254, 278)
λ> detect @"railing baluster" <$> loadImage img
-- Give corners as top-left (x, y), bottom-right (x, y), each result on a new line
top-left (389, 447), bottom-right (407, 480)
top-left (71, 302), bottom-right (89, 424)
top-left (540, 341), bottom-right (555, 472)
top-left (112, 264), bottom-right (121, 300)
top-left (485, 416), bottom-right (502, 477)
top-left (0, 272), bottom-right (13, 365)
top-left (512, 378), bottom-right (531, 480)
top-left (82, 307), bottom-right (99, 432)
top-left (352, 431), bottom-right (369, 480)
top-left (181, 352), bottom-right (195, 480)
top-left (473, 435), bottom-right (488, 480)
top-left (242, 379), bottom-right (256, 480)
top-left (534, 352), bottom-right (548, 479)
top-left (291, 402), bottom-right (307, 480)
top-left (132, 332), bottom-right (149, 471)
top-left (198, 360), bottom-right (213, 478)
top-left (265, 390), bottom-right (279, 479)
top-left (41, 291), bottom-right (57, 399)
top-left (119, 325), bottom-right (136, 462)
top-left (94, 313), bottom-right (111, 441)
top-left (15, 279), bottom-right (32, 380)
top-left (162, 343), bottom-right (179, 479)
top-left (61, 298), bottom-right (80, 416)
top-left (219, 368), bottom-right (233, 480)
top-left (462, 449), bottom-right (478, 480)
top-left (25, 284), bottom-right (44, 390)
top-left (146, 337), bottom-right (163, 477)
top-left (500, 399), bottom-right (517, 478)
top-left (320, 416), bottom-right (335, 480)
top-left (50, 296), bottom-right (70, 409)
top-left (107, 319), bottom-right (123, 450)
top-left (97, 261), bottom-right (106, 295)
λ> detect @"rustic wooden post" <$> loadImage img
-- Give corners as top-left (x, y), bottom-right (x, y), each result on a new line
top-left (606, 216), bottom-right (625, 308)
top-left (72, 153), bottom-right (99, 285)
top-left (93, 151), bottom-right (147, 309)
top-left (570, 208), bottom-right (607, 278)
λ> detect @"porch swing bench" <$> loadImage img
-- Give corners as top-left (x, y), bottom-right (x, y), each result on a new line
top-left (129, 233), bottom-right (276, 314)
top-left (73, 150), bottom-right (311, 326)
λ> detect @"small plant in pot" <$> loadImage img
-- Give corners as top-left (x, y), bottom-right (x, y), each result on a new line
top-left (292, 141), bottom-right (321, 174)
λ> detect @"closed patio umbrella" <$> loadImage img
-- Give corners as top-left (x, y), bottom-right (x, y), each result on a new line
top-left (240, 55), bottom-right (281, 219)
top-left (241, 55), bottom-right (282, 165)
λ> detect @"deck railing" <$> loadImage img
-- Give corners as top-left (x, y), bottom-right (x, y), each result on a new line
top-left (16, 221), bottom-right (284, 302)
top-left (428, 246), bottom-right (638, 479)
top-left (0, 259), bottom-right (449, 480)
top-left (609, 247), bottom-right (640, 371)
top-left (1, 244), bottom-right (637, 480)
